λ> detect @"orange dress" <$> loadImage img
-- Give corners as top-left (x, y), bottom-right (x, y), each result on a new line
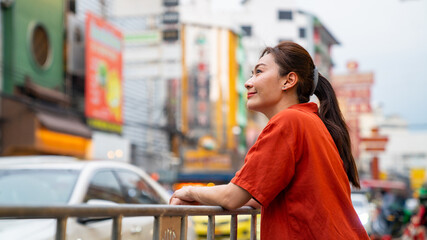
top-left (231, 103), bottom-right (369, 239)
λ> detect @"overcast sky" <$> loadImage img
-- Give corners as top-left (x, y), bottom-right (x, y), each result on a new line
top-left (214, 0), bottom-right (427, 128)
top-left (294, 0), bottom-right (427, 129)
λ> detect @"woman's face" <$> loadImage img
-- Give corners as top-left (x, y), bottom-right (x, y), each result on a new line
top-left (245, 53), bottom-right (285, 115)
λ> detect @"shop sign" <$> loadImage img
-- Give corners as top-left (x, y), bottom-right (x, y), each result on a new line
top-left (85, 12), bottom-right (123, 125)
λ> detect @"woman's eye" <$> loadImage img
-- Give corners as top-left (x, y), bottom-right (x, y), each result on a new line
top-left (256, 69), bottom-right (262, 74)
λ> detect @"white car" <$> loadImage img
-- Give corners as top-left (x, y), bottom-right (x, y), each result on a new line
top-left (0, 156), bottom-right (191, 240)
top-left (351, 192), bottom-right (373, 234)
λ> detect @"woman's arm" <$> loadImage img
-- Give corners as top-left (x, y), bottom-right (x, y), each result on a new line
top-left (169, 182), bottom-right (252, 210)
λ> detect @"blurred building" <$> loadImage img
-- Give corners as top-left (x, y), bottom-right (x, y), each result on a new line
top-left (70, 0), bottom-right (172, 170)
top-left (170, 2), bottom-right (248, 183)
top-left (68, 0), bottom-right (247, 180)
top-left (358, 105), bottom-right (427, 189)
top-left (231, 0), bottom-right (338, 78)
top-left (376, 114), bottom-right (427, 190)
top-left (332, 61), bottom-right (375, 162)
top-left (333, 62), bottom-right (427, 188)
top-left (181, 0), bottom-right (339, 144)
top-left (0, 0), bottom-right (93, 158)
top-left (0, 0), bottom-right (133, 161)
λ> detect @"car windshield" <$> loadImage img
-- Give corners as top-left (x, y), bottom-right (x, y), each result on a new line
top-left (0, 169), bottom-right (79, 205)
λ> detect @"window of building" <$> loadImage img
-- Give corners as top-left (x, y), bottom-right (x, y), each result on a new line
top-left (241, 25), bottom-right (252, 37)
top-left (278, 10), bottom-right (293, 20)
top-left (299, 28), bottom-right (306, 38)
top-left (31, 24), bottom-right (51, 68)
top-left (69, 0), bottom-right (76, 13)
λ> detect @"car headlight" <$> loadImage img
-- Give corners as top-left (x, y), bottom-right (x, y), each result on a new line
top-left (358, 212), bottom-right (370, 226)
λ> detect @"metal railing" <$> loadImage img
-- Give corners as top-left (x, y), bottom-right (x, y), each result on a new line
top-left (0, 205), bottom-right (260, 240)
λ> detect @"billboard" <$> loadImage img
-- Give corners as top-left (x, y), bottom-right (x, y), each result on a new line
top-left (85, 13), bottom-right (123, 125)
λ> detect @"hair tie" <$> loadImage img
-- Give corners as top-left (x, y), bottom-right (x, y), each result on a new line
top-left (311, 66), bottom-right (319, 96)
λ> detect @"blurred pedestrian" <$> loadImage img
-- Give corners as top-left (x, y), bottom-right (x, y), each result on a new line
top-left (170, 41), bottom-right (369, 239)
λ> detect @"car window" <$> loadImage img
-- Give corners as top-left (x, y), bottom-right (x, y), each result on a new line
top-left (0, 169), bottom-right (78, 205)
top-left (115, 170), bottom-right (163, 204)
top-left (84, 170), bottom-right (126, 203)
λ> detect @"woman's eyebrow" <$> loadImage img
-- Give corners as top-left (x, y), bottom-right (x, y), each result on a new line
top-left (254, 63), bottom-right (266, 70)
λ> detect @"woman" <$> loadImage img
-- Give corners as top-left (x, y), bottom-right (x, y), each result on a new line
top-left (170, 41), bottom-right (369, 239)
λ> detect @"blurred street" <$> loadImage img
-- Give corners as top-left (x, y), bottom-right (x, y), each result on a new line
top-left (1, 0), bottom-right (427, 239)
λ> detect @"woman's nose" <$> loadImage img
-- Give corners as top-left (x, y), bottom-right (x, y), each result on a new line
top-left (245, 77), bottom-right (254, 89)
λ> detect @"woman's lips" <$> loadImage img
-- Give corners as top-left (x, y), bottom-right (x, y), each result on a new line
top-left (247, 92), bottom-right (256, 98)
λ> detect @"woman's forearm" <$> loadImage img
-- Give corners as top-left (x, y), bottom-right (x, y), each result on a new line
top-left (171, 183), bottom-right (252, 210)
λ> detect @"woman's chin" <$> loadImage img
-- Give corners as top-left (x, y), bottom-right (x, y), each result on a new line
top-left (246, 103), bottom-right (259, 112)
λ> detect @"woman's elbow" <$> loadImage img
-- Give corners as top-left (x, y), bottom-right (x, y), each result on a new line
top-left (219, 183), bottom-right (251, 210)
top-left (222, 201), bottom-right (244, 210)
top-left (221, 194), bottom-right (249, 210)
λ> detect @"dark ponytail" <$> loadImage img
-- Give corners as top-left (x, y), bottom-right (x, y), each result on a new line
top-left (262, 41), bottom-right (360, 188)
top-left (314, 74), bottom-right (360, 188)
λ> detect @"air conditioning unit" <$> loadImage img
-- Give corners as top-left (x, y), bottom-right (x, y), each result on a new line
top-left (67, 14), bottom-right (85, 77)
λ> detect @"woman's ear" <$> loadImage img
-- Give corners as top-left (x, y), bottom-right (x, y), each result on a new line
top-left (284, 72), bottom-right (298, 89)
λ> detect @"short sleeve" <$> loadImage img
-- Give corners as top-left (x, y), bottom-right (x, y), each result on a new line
top-left (231, 115), bottom-right (302, 207)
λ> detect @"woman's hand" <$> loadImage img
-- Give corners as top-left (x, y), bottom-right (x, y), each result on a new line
top-left (169, 196), bottom-right (200, 205)
top-left (169, 186), bottom-right (200, 205)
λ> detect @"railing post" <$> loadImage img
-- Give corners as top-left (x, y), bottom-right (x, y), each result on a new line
top-left (230, 214), bottom-right (238, 240)
top-left (112, 215), bottom-right (123, 240)
top-left (207, 215), bottom-right (215, 240)
top-left (250, 213), bottom-right (257, 240)
top-left (180, 215), bottom-right (187, 240)
top-left (153, 216), bottom-right (160, 240)
top-left (55, 217), bottom-right (67, 240)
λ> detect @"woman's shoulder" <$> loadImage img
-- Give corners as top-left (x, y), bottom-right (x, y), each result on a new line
top-left (271, 104), bottom-right (317, 125)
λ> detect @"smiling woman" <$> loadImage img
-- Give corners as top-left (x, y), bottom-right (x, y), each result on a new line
top-left (171, 41), bottom-right (369, 239)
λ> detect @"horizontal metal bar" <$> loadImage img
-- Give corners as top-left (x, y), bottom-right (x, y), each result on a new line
top-left (0, 205), bottom-right (259, 219)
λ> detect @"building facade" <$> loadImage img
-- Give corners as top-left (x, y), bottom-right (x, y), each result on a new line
top-left (332, 62), bottom-right (375, 161)
top-left (183, 0), bottom-right (340, 141)
top-left (0, 0), bottom-right (93, 158)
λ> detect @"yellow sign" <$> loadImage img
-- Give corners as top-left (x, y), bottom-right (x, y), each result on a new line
top-left (36, 128), bottom-right (90, 158)
top-left (87, 118), bottom-right (122, 133)
top-left (410, 168), bottom-right (426, 190)
top-left (184, 149), bottom-right (231, 170)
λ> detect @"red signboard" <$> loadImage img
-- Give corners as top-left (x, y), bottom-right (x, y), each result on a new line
top-left (85, 13), bottom-right (123, 124)
top-left (360, 128), bottom-right (388, 152)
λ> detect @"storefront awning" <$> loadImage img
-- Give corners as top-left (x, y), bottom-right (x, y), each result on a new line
top-left (36, 111), bottom-right (91, 138)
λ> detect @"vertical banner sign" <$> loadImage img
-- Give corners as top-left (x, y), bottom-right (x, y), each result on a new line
top-left (188, 30), bottom-right (210, 130)
top-left (85, 13), bottom-right (123, 125)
